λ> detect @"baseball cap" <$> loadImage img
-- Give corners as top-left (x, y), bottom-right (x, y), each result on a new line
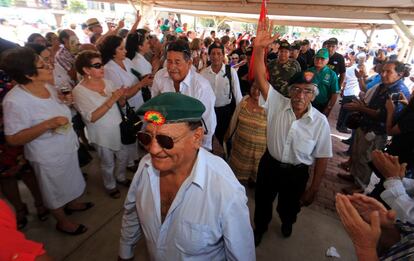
top-left (279, 40), bottom-right (291, 51)
top-left (315, 48), bottom-right (329, 59)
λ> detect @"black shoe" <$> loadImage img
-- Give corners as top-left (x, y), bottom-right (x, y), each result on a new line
top-left (281, 223), bottom-right (292, 238)
top-left (341, 139), bottom-right (352, 145)
top-left (64, 202), bottom-right (94, 215)
top-left (56, 224), bottom-right (88, 236)
top-left (254, 230), bottom-right (263, 247)
top-left (337, 127), bottom-right (352, 134)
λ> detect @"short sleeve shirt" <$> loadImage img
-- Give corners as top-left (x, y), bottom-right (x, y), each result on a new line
top-left (308, 66), bottom-right (339, 105)
top-left (327, 52), bottom-right (346, 76)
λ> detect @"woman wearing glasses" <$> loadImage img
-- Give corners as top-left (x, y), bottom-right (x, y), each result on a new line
top-left (73, 50), bottom-right (146, 199)
top-left (98, 35), bottom-right (153, 171)
top-left (1, 47), bottom-right (91, 235)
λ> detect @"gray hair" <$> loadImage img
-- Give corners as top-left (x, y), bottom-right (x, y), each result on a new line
top-left (288, 83), bottom-right (319, 101)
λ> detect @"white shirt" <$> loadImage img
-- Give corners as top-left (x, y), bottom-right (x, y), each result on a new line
top-left (200, 64), bottom-right (243, 107)
top-left (262, 85), bottom-right (333, 165)
top-left (3, 84), bottom-right (78, 164)
top-left (119, 148), bottom-right (255, 261)
top-left (343, 64), bottom-right (360, 97)
top-left (381, 178), bottom-right (414, 223)
top-left (104, 59), bottom-right (144, 111)
top-left (73, 80), bottom-right (123, 151)
top-left (131, 52), bottom-right (152, 76)
top-left (151, 68), bottom-right (217, 150)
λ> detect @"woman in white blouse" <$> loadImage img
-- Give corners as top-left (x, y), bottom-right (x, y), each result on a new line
top-left (73, 50), bottom-right (150, 199)
top-left (126, 31), bottom-right (153, 76)
top-left (97, 35), bottom-right (153, 170)
top-left (1, 47), bottom-right (91, 235)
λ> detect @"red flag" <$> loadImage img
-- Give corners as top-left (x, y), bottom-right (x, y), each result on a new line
top-left (248, 0), bottom-right (269, 82)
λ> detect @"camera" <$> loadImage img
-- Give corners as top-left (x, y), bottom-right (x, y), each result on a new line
top-left (390, 93), bottom-right (400, 102)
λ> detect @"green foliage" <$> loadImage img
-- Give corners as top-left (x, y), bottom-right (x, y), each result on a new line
top-left (308, 27), bottom-right (322, 35)
top-left (240, 23), bottom-right (257, 33)
top-left (272, 25), bottom-right (288, 36)
top-left (199, 18), bottom-right (215, 28)
top-left (329, 28), bottom-right (345, 35)
top-left (0, 0), bottom-right (12, 7)
top-left (67, 0), bottom-right (87, 13)
top-left (218, 22), bottom-right (230, 32)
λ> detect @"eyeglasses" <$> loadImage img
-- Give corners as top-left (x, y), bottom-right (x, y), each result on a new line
top-left (137, 130), bottom-right (191, 150)
top-left (89, 63), bottom-right (104, 69)
top-left (291, 86), bottom-right (315, 96)
top-left (36, 63), bottom-right (52, 70)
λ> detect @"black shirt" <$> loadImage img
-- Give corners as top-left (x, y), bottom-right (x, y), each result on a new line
top-left (328, 52), bottom-right (346, 76)
top-left (296, 56), bottom-right (307, 71)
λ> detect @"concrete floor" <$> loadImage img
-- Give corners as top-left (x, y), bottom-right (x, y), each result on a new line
top-left (18, 152), bottom-right (356, 261)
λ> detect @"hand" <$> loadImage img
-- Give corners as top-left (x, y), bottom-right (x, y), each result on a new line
top-left (335, 194), bottom-right (381, 250)
top-left (300, 189), bottom-right (317, 206)
top-left (347, 193), bottom-right (395, 228)
top-left (111, 87), bottom-right (126, 102)
top-left (398, 91), bottom-right (409, 106)
top-left (371, 150), bottom-right (406, 179)
top-left (254, 18), bottom-right (279, 49)
top-left (117, 19), bottom-right (125, 29)
top-left (343, 99), bottom-right (364, 111)
top-left (135, 10), bottom-right (141, 23)
top-left (385, 96), bottom-right (395, 113)
top-left (46, 116), bottom-right (69, 130)
top-left (140, 75), bottom-right (153, 87)
top-left (323, 107), bottom-right (332, 117)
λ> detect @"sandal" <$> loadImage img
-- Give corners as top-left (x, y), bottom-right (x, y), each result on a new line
top-left (16, 204), bottom-right (29, 230)
top-left (108, 189), bottom-right (121, 199)
top-left (56, 223), bottom-right (88, 236)
top-left (64, 202), bottom-right (94, 215)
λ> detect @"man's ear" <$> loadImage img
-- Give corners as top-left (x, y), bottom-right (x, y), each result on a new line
top-left (192, 127), bottom-right (204, 149)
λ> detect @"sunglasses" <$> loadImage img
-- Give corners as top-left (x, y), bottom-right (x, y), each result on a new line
top-left (89, 63), bottom-right (104, 69)
top-left (137, 130), bottom-right (191, 150)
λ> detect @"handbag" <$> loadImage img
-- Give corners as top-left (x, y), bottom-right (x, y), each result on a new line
top-left (117, 101), bottom-right (142, 145)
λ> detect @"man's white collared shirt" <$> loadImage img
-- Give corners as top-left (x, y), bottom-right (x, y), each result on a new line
top-left (263, 85), bottom-right (333, 165)
top-left (151, 68), bottom-right (216, 150)
top-left (119, 148), bottom-right (255, 261)
top-left (200, 64), bottom-right (243, 107)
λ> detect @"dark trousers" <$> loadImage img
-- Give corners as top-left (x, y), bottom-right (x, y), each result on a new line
top-left (254, 150), bottom-right (309, 234)
top-left (214, 103), bottom-right (234, 145)
top-left (336, 95), bottom-right (357, 130)
top-left (312, 102), bottom-right (327, 113)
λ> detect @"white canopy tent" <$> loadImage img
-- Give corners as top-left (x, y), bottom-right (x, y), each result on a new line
top-left (118, 0), bottom-right (414, 61)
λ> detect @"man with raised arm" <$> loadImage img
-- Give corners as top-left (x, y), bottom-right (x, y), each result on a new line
top-left (252, 19), bottom-right (332, 246)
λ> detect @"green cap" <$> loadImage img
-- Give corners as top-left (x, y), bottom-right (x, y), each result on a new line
top-left (315, 48), bottom-right (329, 59)
top-left (175, 27), bottom-right (184, 33)
top-left (137, 92), bottom-right (206, 125)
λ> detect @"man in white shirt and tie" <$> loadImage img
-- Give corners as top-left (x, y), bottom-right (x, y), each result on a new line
top-left (151, 40), bottom-right (216, 151)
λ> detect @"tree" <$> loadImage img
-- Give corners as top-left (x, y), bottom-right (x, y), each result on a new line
top-left (218, 22), bottom-right (230, 32)
top-left (329, 28), bottom-right (345, 35)
top-left (67, 0), bottom-right (86, 13)
top-left (272, 25), bottom-right (288, 36)
top-left (0, 0), bottom-right (12, 7)
top-left (199, 18), bottom-right (215, 28)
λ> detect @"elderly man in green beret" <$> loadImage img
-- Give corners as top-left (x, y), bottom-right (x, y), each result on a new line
top-left (308, 48), bottom-right (340, 117)
top-left (118, 93), bottom-right (255, 261)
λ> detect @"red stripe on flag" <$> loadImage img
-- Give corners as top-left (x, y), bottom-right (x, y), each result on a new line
top-left (248, 0), bottom-right (269, 82)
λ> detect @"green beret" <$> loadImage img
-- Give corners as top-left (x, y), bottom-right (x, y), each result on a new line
top-left (160, 25), bottom-right (170, 32)
top-left (137, 92), bottom-right (205, 125)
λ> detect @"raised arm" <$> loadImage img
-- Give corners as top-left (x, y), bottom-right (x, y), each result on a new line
top-left (128, 11), bottom-right (141, 35)
top-left (253, 18), bottom-right (279, 100)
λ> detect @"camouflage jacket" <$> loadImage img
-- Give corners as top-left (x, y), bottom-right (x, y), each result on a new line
top-left (268, 58), bottom-right (301, 97)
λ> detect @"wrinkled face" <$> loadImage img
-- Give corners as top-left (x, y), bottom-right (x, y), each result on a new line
top-left (143, 122), bottom-right (202, 173)
top-left (209, 48), bottom-right (224, 66)
top-left (381, 63), bottom-right (401, 85)
top-left (326, 44), bottom-right (337, 56)
top-left (289, 83), bottom-right (315, 112)
top-left (114, 41), bottom-right (126, 61)
top-left (278, 48), bottom-right (290, 63)
top-left (84, 57), bottom-right (104, 79)
top-left (166, 51), bottom-right (192, 83)
top-left (314, 57), bottom-right (328, 69)
top-left (68, 33), bottom-right (80, 55)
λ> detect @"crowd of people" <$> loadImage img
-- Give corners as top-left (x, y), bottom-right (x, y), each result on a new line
top-left (0, 10), bottom-right (414, 261)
